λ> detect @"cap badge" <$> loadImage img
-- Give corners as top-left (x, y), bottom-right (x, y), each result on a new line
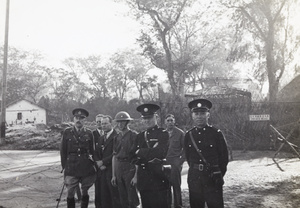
top-left (144, 108), bottom-right (148, 112)
top-left (78, 111), bottom-right (82, 115)
top-left (197, 103), bottom-right (202, 107)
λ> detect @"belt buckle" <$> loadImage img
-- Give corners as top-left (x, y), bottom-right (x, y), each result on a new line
top-left (198, 164), bottom-right (204, 171)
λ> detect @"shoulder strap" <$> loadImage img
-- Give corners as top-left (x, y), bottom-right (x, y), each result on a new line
top-left (188, 131), bottom-right (209, 166)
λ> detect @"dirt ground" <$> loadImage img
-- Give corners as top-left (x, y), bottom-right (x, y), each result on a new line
top-left (0, 150), bottom-right (299, 208)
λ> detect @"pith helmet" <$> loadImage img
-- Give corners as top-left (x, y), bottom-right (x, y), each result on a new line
top-left (115, 111), bottom-right (134, 121)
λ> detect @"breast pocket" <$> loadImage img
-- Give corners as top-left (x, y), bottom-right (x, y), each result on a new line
top-left (80, 135), bottom-right (92, 148)
top-left (171, 140), bottom-right (181, 149)
top-left (204, 142), bottom-right (218, 158)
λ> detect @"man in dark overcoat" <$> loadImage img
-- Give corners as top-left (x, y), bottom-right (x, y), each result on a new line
top-left (95, 115), bottom-right (122, 208)
top-left (93, 114), bottom-right (104, 208)
top-left (184, 99), bottom-right (229, 208)
top-left (131, 103), bottom-right (171, 208)
top-left (60, 108), bottom-right (96, 208)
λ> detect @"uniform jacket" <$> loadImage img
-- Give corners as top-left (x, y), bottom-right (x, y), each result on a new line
top-left (166, 126), bottom-right (185, 163)
top-left (113, 129), bottom-right (137, 160)
top-left (95, 129), bottom-right (118, 168)
top-left (60, 126), bottom-right (96, 177)
top-left (131, 125), bottom-right (169, 191)
top-left (184, 125), bottom-right (229, 176)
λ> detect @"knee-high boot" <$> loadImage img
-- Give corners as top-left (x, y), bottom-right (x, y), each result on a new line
top-left (67, 197), bottom-right (75, 208)
top-left (81, 195), bottom-right (89, 208)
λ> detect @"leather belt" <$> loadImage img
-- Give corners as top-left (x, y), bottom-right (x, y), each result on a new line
top-left (193, 163), bottom-right (205, 171)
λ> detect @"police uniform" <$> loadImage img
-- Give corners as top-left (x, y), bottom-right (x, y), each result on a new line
top-left (60, 108), bottom-right (96, 208)
top-left (184, 99), bottom-right (229, 208)
top-left (132, 104), bottom-right (171, 208)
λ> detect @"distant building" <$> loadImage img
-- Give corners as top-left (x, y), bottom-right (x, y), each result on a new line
top-left (5, 99), bottom-right (47, 125)
top-left (278, 75), bottom-right (300, 102)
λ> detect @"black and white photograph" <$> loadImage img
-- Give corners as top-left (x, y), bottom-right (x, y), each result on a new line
top-left (0, 0), bottom-right (299, 207)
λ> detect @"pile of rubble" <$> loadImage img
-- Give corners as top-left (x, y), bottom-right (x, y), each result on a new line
top-left (0, 123), bottom-right (72, 150)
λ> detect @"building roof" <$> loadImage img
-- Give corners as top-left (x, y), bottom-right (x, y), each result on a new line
top-left (6, 99), bottom-right (47, 110)
top-left (185, 85), bottom-right (251, 99)
top-left (278, 75), bottom-right (300, 102)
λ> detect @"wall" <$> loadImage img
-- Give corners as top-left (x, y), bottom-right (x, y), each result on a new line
top-left (6, 100), bottom-right (47, 125)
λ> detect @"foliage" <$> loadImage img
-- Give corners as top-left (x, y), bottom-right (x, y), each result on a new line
top-left (123, 0), bottom-right (242, 97)
top-left (222, 0), bottom-right (300, 101)
top-left (0, 47), bottom-right (49, 104)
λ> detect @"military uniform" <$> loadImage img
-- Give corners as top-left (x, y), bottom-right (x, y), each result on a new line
top-left (184, 99), bottom-right (229, 208)
top-left (166, 124), bottom-right (185, 208)
top-left (132, 104), bottom-right (171, 208)
top-left (60, 108), bottom-right (96, 208)
top-left (113, 129), bottom-right (140, 208)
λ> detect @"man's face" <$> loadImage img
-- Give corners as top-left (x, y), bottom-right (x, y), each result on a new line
top-left (96, 116), bottom-right (103, 129)
top-left (74, 116), bottom-right (86, 129)
top-left (142, 115), bottom-right (157, 128)
top-left (116, 120), bottom-right (128, 131)
top-left (101, 117), bottom-right (112, 133)
top-left (165, 117), bottom-right (175, 130)
top-left (192, 111), bottom-right (210, 127)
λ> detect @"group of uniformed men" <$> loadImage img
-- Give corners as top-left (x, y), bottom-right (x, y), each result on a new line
top-left (60, 99), bottom-right (229, 208)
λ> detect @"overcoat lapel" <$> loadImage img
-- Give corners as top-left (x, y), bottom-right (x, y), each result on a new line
top-left (104, 132), bottom-right (114, 148)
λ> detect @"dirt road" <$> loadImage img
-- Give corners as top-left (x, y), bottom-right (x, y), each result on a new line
top-left (0, 150), bottom-right (299, 208)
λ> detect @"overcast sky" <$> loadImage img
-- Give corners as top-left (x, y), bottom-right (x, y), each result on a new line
top-left (0, 0), bottom-right (141, 67)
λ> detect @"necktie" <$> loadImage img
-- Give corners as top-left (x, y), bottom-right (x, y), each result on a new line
top-left (104, 133), bottom-right (107, 143)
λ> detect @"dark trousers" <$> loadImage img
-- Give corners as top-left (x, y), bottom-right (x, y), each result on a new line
top-left (140, 189), bottom-right (171, 208)
top-left (188, 168), bottom-right (224, 208)
top-left (168, 160), bottom-right (183, 208)
top-left (100, 167), bottom-right (122, 208)
top-left (94, 171), bottom-right (101, 208)
top-left (115, 161), bottom-right (139, 208)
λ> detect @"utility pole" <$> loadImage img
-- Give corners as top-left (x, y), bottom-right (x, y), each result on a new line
top-left (1, 0), bottom-right (10, 144)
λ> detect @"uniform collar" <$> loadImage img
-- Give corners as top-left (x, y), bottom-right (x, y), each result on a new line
top-left (147, 125), bottom-right (158, 131)
top-left (194, 124), bottom-right (210, 131)
top-left (75, 126), bottom-right (85, 132)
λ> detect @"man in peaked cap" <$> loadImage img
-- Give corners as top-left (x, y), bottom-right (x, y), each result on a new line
top-left (131, 103), bottom-right (171, 208)
top-left (60, 108), bottom-right (96, 208)
top-left (184, 99), bottom-right (229, 208)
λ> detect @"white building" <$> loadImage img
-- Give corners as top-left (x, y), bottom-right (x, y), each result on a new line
top-left (6, 99), bottom-right (47, 125)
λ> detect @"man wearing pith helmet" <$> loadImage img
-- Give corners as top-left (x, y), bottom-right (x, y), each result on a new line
top-left (60, 108), bottom-right (96, 208)
top-left (184, 99), bottom-right (229, 208)
top-left (111, 111), bottom-right (140, 208)
top-left (131, 104), bottom-right (171, 208)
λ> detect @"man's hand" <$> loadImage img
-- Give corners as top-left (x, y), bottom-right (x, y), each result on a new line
top-left (99, 165), bottom-right (106, 171)
top-left (130, 176), bottom-right (137, 186)
top-left (96, 160), bottom-right (103, 168)
top-left (111, 176), bottom-right (117, 187)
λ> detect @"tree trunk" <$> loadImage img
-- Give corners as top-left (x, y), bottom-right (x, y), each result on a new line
top-left (265, 22), bottom-right (278, 102)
